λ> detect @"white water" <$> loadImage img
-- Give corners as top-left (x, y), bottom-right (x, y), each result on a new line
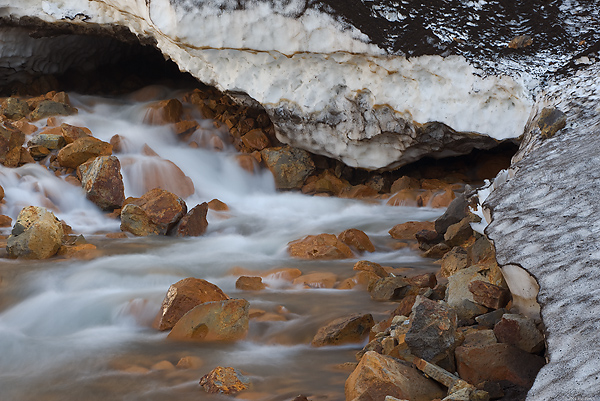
top-left (0, 90), bottom-right (443, 400)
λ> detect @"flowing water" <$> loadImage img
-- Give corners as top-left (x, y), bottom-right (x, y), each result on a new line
top-left (0, 88), bottom-right (444, 401)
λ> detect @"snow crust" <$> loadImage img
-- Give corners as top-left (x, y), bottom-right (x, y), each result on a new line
top-left (0, 0), bottom-right (533, 169)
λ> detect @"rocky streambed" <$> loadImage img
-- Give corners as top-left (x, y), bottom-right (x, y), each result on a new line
top-left (0, 78), bottom-right (547, 401)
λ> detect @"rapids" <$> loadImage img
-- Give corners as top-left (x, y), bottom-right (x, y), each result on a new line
top-left (0, 89), bottom-right (443, 400)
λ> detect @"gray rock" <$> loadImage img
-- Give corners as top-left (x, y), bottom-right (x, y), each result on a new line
top-left (260, 146), bottom-right (315, 190)
top-left (30, 100), bottom-right (77, 121)
top-left (445, 266), bottom-right (492, 324)
top-left (28, 133), bottom-right (66, 150)
top-left (537, 107), bottom-right (566, 139)
top-left (369, 276), bottom-right (411, 301)
top-left (435, 194), bottom-right (468, 235)
top-left (1, 98), bottom-right (30, 120)
top-left (440, 246), bottom-right (469, 278)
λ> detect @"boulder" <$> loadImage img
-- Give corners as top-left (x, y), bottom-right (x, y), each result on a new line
top-left (27, 133), bottom-right (66, 150)
top-left (455, 343), bottom-right (545, 388)
top-left (60, 123), bottom-right (91, 143)
top-left (153, 277), bottom-right (229, 331)
top-left (288, 233), bottom-right (354, 260)
top-left (302, 170), bottom-right (350, 196)
top-left (6, 206), bottom-right (64, 259)
top-left (389, 221), bottom-right (435, 240)
top-left (29, 100), bottom-right (77, 121)
top-left (0, 123), bottom-right (25, 167)
top-left (168, 298), bottom-right (250, 341)
top-left (129, 157), bottom-right (195, 198)
top-left (444, 216), bottom-right (475, 247)
top-left (405, 296), bottom-right (460, 369)
top-left (78, 156), bottom-right (125, 211)
top-left (345, 351), bottom-right (445, 401)
top-left (390, 176), bottom-right (420, 193)
top-left (353, 260), bottom-right (388, 278)
top-left (369, 277), bottom-right (413, 301)
top-left (1, 97), bottom-right (30, 120)
top-left (235, 276), bottom-right (266, 291)
top-left (57, 137), bottom-right (112, 168)
top-left (338, 228), bottom-right (375, 253)
top-left (260, 146), bottom-right (315, 190)
top-left (468, 280), bottom-right (511, 310)
top-left (311, 313), bottom-right (375, 347)
top-left (199, 366), bottom-right (251, 394)
top-left (336, 271), bottom-right (381, 290)
top-left (435, 194), bottom-right (469, 236)
top-left (171, 203), bottom-right (208, 237)
top-left (440, 247), bottom-right (469, 278)
top-left (430, 188), bottom-right (456, 208)
top-left (241, 128), bottom-right (271, 151)
top-left (120, 204), bottom-right (159, 236)
top-left (493, 314), bottom-right (545, 353)
top-left (122, 188), bottom-right (187, 236)
top-left (144, 99), bottom-right (183, 125)
top-left (469, 236), bottom-right (495, 264)
top-left (339, 184), bottom-right (379, 199)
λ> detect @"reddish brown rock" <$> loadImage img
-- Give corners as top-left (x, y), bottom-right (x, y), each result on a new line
top-left (126, 157), bottom-right (195, 199)
top-left (335, 271), bottom-right (381, 290)
top-left (235, 276), bottom-right (266, 291)
top-left (338, 228), bottom-right (375, 253)
top-left (199, 366), bottom-right (251, 394)
top-left (57, 137), bottom-right (112, 169)
top-left (345, 351), bottom-right (445, 401)
top-left (168, 298), bottom-right (249, 341)
top-left (339, 184), bottom-right (379, 199)
top-left (493, 314), bottom-right (545, 353)
top-left (173, 120), bottom-right (199, 141)
top-left (77, 156), bottom-right (125, 211)
top-left (386, 189), bottom-right (420, 206)
top-left (123, 188), bottom-right (187, 236)
top-left (368, 277), bottom-right (412, 301)
top-left (60, 124), bottom-right (91, 144)
top-left (292, 272), bottom-right (338, 288)
top-left (0, 122), bottom-right (25, 167)
top-left (353, 260), bottom-right (388, 278)
top-left (469, 280), bottom-right (511, 310)
top-left (311, 313), bottom-right (375, 347)
top-left (288, 233), bottom-right (354, 260)
top-left (430, 188), bottom-right (456, 208)
top-left (236, 154), bottom-right (259, 172)
top-left (172, 203), bottom-right (208, 237)
top-left (0, 215), bottom-right (12, 227)
top-left (260, 146), bottom-right (315, 190)
top-left (12, 119), bottom-right (37, 135)
top-left (301, 170), bottom-right (350, 196)
top-left (455, 343), bottom-right (545, 387)
top-left (120, 204), bottom-right (158, 236)
top-left (144, 99), bottom-right (183, 125)
top-left (389, 221), bottom-right (435, 240)
top-left (392, 295), bottom-right (418, 318)
top-left (241, 129), bottom-right (270, 151)
top-left (390, 176), bottom-right (420, 193)
top-left (153, 277), bottom-right (229, 331)
top-left (208, 199), bottom-right (229, 211)
top-left (441, 247), bottom-right (469, 278)
top-left (406, 273), bottom-right (437, 289)
top-left (444, 216), bottom-right (475, 247)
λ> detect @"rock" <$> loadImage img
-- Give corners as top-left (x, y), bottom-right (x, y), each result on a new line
top-left (27, 133), bottom-right (66, 150)
top-left (57, 137), bottom-right (112, 168)
top-left (120, 204), bottom-right (159, 236)
top-left (493, 314), bottom-right (545, 353)
top-left (78, 156), bottom-right (125, 211)
top-left (134, 157), bottom-right (195, 199)
top-left (242, 128), bottom-right (271, 151)
top-left (407, 273), bottom-right (437, 289)
top-left (389, 221), bottom-right (435, 240)
top-left (435, 194), bottom-right (468, 236)
top-left (302, 170), bottom-right (350, 196)
top-left (390, 176), bottom-right (420, 193)
top-left (6, 206), bottom-right (64, 259)
top-left (444, 217), bottom-right (475, 247)
top-left (339, 184), bottom-right (380, 199)
top-left (12, 119), bottom-right (37, 135)
top-left (172, 120), bottom-right (199, 141)
top-left (537, 107), bottom-right (567, 139)
top-left (311, 313), bottom-right (375, 347)
top-left (455, 343), bottom-right (545, 388)
top-left (292, 272), bottom-right (338, 288)
top-left (29, 100), bottom-right (77, 121)
top-left (1, 98), bottom-right (30, 119)
top-left (199, 366), bottom-right (250, 394)
top-left (468, 280), bottom-right (511, 310)
top-left (469, 236), bottom-right (495, 264)
top-left (415, 229), bottom-right (442, 245)
top-left (461, 328), bottom-right (497, 348)
top-left (336, 271), bottom-right (381, 290)
top-left (405, 296), bottom-right (460, 369)
top-left (153, 277), bottom-right (229, 331)
top-left (345, 351), bottom-right (445, 401)
top-left (235, 276), bottom-right (266, 291)
top-left (151, 360), bottom-right (175, 371)
top-left (386, 189), bottom-right (420, 206)
top-left (369, 277), bottom-right (413, 301)
top-left (288, 233), bottom-right (354, 260)
top-left (122, 188), bottom-right (187, 235)
top-left (508, 34), bottom-right (533, 49)
top-left (475, 308), bottom-right (508, 329)
top-left (338, 228), bottom-right (375, 253)
top-left (440, 247), bottom-right (469, 277)
top-left (260, 146), bottom-right (315, 190)
top-left (0, 123), bottom-right (25, 166)
top-left (446, 266), bottom-right (493, 324)
top-left (168, 298), bottom-right (250, 341)
top-left (430, 188), bottom-right (456, 208)
top-left (144, 99), bottom-right (183, 125)
top-left (0, 215), bottom-right (12, 227)
top-left (208, 198), bottom-right (229, 211)
top-left (353, 260), bottom-right (388, 278)
top-left (391, 295), bottom-right (418, 318)
top-left (172, 202), bottom-right (208, 237)
top-left (176, 356), bottom-right (203, 369)
top-left (422, 243), bottom-right (451, 258)
top-left (60, 123), bottom-right (91, 143)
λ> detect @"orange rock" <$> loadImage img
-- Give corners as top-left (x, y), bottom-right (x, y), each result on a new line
top-left (301, 170), bottom-right (350, 196)
top-left (151, 361), bottom-right (175, 371)
top-left (144, 99), bottom-right (183, 125)
top-left (416, 190), bottom-right (434, 207)
top-left (110, 134), bottom-right (127, 153)
top-left (176, 356), bottom-right (203, 369)
top-left (241, 129), bottom-right (270, 151)
top-left (168, 298), bottom-right (250, 342)
top-left (0, 215), bottom-right (12, 227)
top-left (430, 188), bottom-right (456, 208)
top-left (338, 228), bottom-right (375, 253)
top-left (60, 124), bottom-right (91, 144)
top-left (389, 221), bottom-right (435, 240)
top-left (292, 272), bottom-right (338, 288)
top-left (209, 135), bottom-right (225, 151)
top-left (199, 366), bottom-right (251, 394)
top-left (12, 118), bottom-right (37, 135)
top-left (235, 276), bottom-right (266, 291)
top-left (153, 277), bottom-right (229, 331)
top-left (390, 176), bottom-right (420, 193)
top-left (172, 203), bottom-right (208, 237)
top-left (56, 243), bottom-right (99, 260)
top-left (128, 157), bottom-right (195, 199)
top-left (122, 188), bottom-right (187, 236)
top-left (420, 178), bottom-right (448, 190)
top-left (57, 137), bottom-right (112, 168)
top-left (0, 122), bottom-right (25, 166)
top-left (173, 120), bottom-right (199, 141)
top-left (288, 233), bottom-right (354, 260)
top-left (262, 267), bottom-right (303, 282)
top-left (78, 156), bottom-right (125, 211)
top-left (335, 271), bottom-right (381, 290)
top-left (386, 189), bottom-right (420, 206)
top-left (19, 147), bottom-right (34, 165)
top-left (312, 313), bottom-right (374, 347)
top-left (353, 260), bottom-right (388, 278)
top-left (339, 184), bottom-right (379, 199)
top-left (106, 232), bottom-right (128, 239)
top-left (208, 199), bottom-right (229, 211)
top-left (236, 154), bottom-right (258, 173)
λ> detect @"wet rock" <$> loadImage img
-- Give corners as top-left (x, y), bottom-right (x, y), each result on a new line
top-left (176, 355), bottom-right (203, 369)
top-left (56, 243), bottom-right (99, 260)
top-left (455, 343), bottom-right (545, 388)
top-left (0, 215), bottom-right (12, 227)
top-left (30, 100), bottom-right (77, 121)
top-left (199, 366), bottom-right (251, 394)
top-left (430, 188), bottom-right (456, 208)
top-left (444, 217), bottom-right (475, 247)
top-left (336, 271), bottom-right (381, 290)
top-left (345, 351), bottom-right (445, 401)
top-left (242, 128), bottom-right (271, 151)
top-left (386, 189), bottom-right (419, 206)
top-left (6, 206), bottom-right (64, 259)
top-left (493, 314), bottom-right (545, 353)
top-left (235, 276), bottom-right (266, 291)
top-left (171, 203), bottom-right (208, 237)
top-left (508, 35), bottom-right (533, 49)
top-left (0, 123), bottom-right (25, 167)
top-left (122, 188), bottom-right (187, 235)
top-left (168, 298), bottom-right (250, 341)
top-left (415, 229), bottom-right (442, 245)
top-left (119, 204), bottom-right (158, 236)
top-left (292, 272), bottom-right (338, 288)
top-left (390, 176), bottom-right (420, 193)
top-left (260, 146), bottom-right (315, 190)
top-left (537, 107), bottom-right (567, 139)
top-left (469, 280), bottom-right (511, 310)
top-left (78, 156), bottom-right (125, 211)
top-left (144, 99), bottom-right (183, 125)
top-left (339, 184), bottom-right (379, 199)
top-left (338, 228), bottom-right (375, 253)
top-left (57, 137), bottom-right (112, 169)
top-left (27, 133), bottom-right (66, 150)
top-left (153, 277), bottom-right (229, 331)
top-left (208, 198), bottom-right (229, 211)
top-left (369, 276), bottom-right (412, 301)
top-left (389, 221), bottom-right (435, 240)
top-left (353, 260), bottom-right (388, 278)
top-left (435, 194), bottom-right (468, 236)
top-left (1, 98), bottom-right (30, 120)
top-left (173, 120), bottom-right (199, 141)
top-left (405, 296), bottom-right (460, 369)
top-left (288, 233), bottom-right (354, 260)
top-left (440, 247), bottom-right (469, 278)
top-left (311, 313), bottom-right (375, 347)
top-left (60, 123), bottom-right (91, 144)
